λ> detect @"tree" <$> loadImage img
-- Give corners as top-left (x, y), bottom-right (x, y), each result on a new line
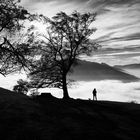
top-left (28, 11), bottom-right (99, 99)
top-left (13, 79), bottom-right (29, 94)
top-left (0, 0), bottom-right (30, 76)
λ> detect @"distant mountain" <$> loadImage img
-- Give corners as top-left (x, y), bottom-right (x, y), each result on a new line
top-left (114, 63), bottom-right (140, 78)
top-left (114, 63), bottom-right (140, 69)
top-left (69, 60), bottom-right (139, 82)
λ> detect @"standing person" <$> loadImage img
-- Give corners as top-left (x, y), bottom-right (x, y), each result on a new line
top-left (92, 88), bottom-right (97, 101)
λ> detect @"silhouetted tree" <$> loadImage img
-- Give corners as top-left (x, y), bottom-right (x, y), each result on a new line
top-left (0, 0), bottom-right (30, 76)
top-left (13, 79), bottom-right (29, 94)
top-left (28, 11), bottom-right (99, 99)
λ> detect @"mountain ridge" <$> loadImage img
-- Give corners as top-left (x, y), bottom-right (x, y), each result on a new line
top-left (69, 60), bottom-right (139, 82)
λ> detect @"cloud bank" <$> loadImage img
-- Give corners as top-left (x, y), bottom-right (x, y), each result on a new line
top-left (39, 80), bottom-right (140, 103)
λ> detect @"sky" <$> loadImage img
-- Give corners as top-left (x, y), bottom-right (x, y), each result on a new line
top-left (20, 0), bottom-right (140, 66)
top-left (1, 0), bottom-right (140, 102)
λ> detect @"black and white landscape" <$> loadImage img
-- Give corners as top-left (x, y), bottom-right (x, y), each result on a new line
top-left (1, 0), bottom-right (140, 139)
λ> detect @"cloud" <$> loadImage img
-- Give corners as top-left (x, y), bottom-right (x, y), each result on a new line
top-left (105, 22), bottom-right (137, 31)
top-left (80, 46), bottom-right (140, 66)
top-left (94, 31), bottom-right (116, 43)
top-left (111, 33), bottom-right (140, 42)
top-left (97, 32), bottom-right (140, 44)
top-left (27, 0), bottom-right (87, 2)
top-left (0, 73), bottom-right (27, 90)
top-left (25, 0), bottom-right (140, 7)
top-left (36, 80), bottom-right (140, 103)
top-left (88, 0), bottom-right (140, 9)
top-left (25, 0), bottom-right (140, 16)
top-left (52, 80), bottom-right (140, 103)
top-left (21, 0), bottom-right (89, 7)
top-left (21, 0), bottom-right (140, 64)
top-left (90, 2), bottom-right (140, 49)
top-left (94, 23), bottom-right (140, 48)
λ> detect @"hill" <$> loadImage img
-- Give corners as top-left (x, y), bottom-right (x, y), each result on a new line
top-left (0, 87), bottom-right (140, 140)
top-left (69, 60), bottom-right (139, 82)
top-left (0, 87), bottom-right (44, 139)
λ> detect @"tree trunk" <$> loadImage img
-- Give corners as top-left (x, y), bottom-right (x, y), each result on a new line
top-left (62, 74), bottom-right (70, 99)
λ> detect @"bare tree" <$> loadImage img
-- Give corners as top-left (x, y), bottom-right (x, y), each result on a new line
top-left (28, 11), bottom-right (99, 99)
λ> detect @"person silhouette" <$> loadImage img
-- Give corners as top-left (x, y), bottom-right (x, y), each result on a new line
top-left (92, 88), bottom-right (97, 101)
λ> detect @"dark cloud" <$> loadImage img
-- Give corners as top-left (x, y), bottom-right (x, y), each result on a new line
top-left (100, 46), bottom-right (140, 54)
top-left (96, 32), bottom-right (140, 44)
top-left (94, 31), bottom-right (116, 43)
top-left (24, 0), bottom-right (140, 8)
top-left (27, 0), bottom-right (140, 4)
top-left (135, 87), bottom-right (140, 90)
top-left (89, 0), bottom-right (140, 8)
top-left (105, 23), bottom-right (135, 31)
top-left (86, 0), bottom-right (140, 16)
top-left (105, 33), bottom-right (140, 44)
top-left (113, 33), bottom-right (140, 42)
top-left (112, 52), bottom-right (140, 58)
top-left (26, 0), bottom-right (89, 5)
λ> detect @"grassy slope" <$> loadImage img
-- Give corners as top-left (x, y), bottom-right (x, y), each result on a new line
top-left (0, 88), bottom-right (44, 139)
top-left (0, 88), bottom-right (140, 140)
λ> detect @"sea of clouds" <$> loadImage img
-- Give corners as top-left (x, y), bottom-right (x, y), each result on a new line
top-left (39, 80), bottom-right (140, 103)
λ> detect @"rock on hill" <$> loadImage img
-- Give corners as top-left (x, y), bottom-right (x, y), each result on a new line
top-left (69, 60), bottom-right (139, 82)
top-left (0, 87), bottom-right (140, 140)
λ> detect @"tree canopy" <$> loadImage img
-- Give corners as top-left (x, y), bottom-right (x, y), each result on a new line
top-left (27, 11), bottom-right (99, 99)
top-left (0, 0), bottom-right (30, 76)
top-left (13, 79), bottom-right (29, 94)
